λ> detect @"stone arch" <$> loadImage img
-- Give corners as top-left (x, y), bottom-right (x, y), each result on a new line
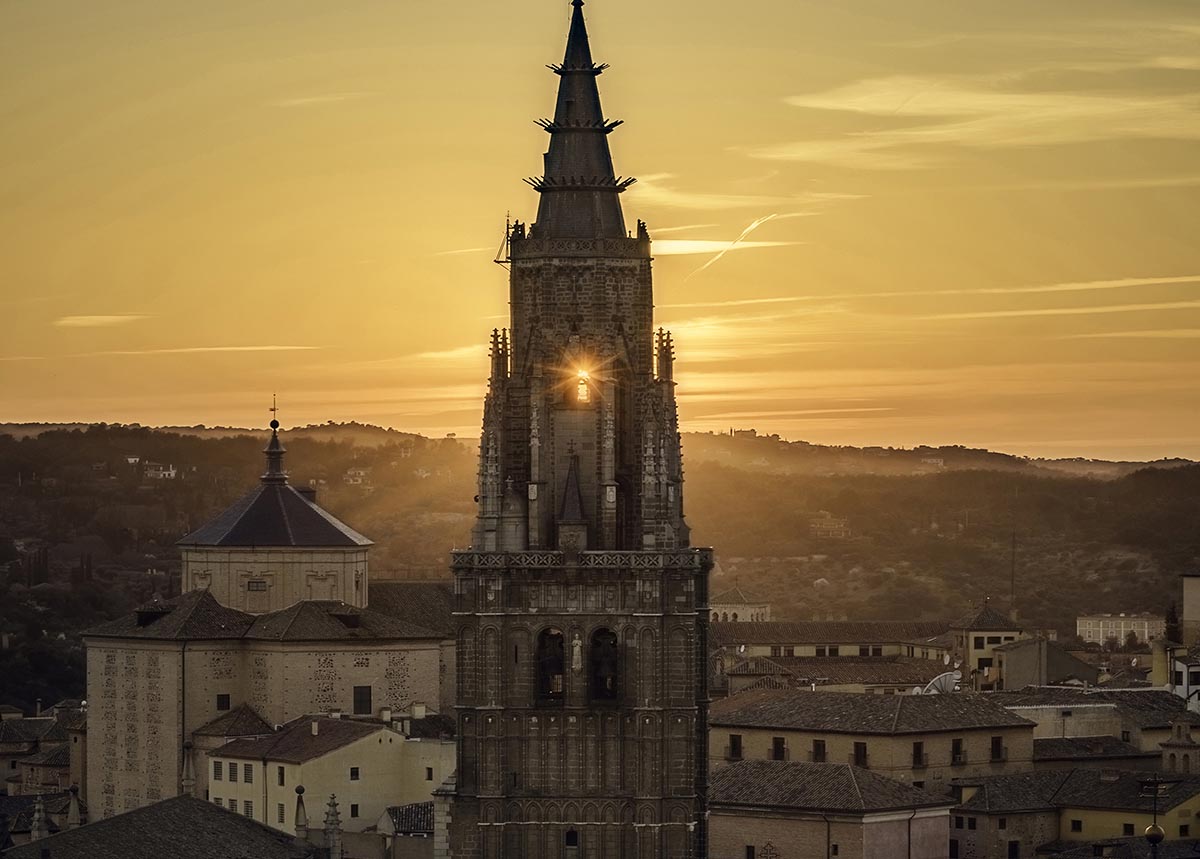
top-left (536, 626), bottom-right (565, 701)
top-left (590, 626), bottom-right (620, 702)
top-left (1186, 753), bottom-right (1192, 773)
top-left (712, 611), bottom-right (719, 622)
top-left (482, 626), bottom-right (500, 705)
top-left (721, 612), bottom-right (729, 622)
top-left (732, 612), bottom-right (739, 621)
top-left (1170, 753), bottom-right (1178, 771)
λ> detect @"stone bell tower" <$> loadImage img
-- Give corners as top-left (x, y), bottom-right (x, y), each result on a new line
top-left (446, 2), bottom-right (713, 857)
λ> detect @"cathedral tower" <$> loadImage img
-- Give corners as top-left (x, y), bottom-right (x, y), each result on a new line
top-left (447, 2), bottom-right (713, 857)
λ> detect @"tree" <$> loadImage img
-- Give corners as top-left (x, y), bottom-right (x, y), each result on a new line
top-left (1103, 635), bottom-right (1121, 653)
top-left (1167, 601), bottom-right (1182, 643)
top-left (1124, 629), bottom-right (1140, 651)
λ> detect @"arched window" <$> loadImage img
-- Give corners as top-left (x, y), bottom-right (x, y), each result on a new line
top-left (711, 612), bottom-right (719, 622)
top-left (1186, 754), bottom-right (1192, 774)
top-left (590, 628), bottom-right (620, 702)
top-left (732, 612), bottom-right (739, 622)
top-left (1169, 753), bottom-right (1177, 772)
top-left (565, 829), bottom-right (579, 848)
top-left (721, 612), bottom-right (729, 622)
top-left (537, 628), bottom-right (565, 701)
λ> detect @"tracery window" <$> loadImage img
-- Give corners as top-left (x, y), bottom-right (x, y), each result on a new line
top-left (537, 628), bottom-right (565, 700)
top-left (590, 628), bottom-right (620, 701)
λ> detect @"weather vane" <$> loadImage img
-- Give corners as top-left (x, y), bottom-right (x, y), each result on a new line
top-left (269, 394), bottom-right (279, 428)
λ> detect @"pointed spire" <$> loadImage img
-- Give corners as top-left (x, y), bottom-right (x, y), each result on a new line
top-left (30, 795), bottom-right (49, 841)
top-left (324, 794), bottom-right (343, 858)
top-left (559, 455), bottom-right (586, 522)
top-left (67, 785), bottom-right (83, 829)
top-left (527, 0), bottom-right (633, 239)
top-left (262, 419), bottom-right (287, 484)
top-left (180, 742), bottom-right (196, 795)
top-left (294, 786), bottom-right (309, 840)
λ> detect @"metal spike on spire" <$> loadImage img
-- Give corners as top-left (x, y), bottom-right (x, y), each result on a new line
top-left (262, 405), bottom-right (287, 484)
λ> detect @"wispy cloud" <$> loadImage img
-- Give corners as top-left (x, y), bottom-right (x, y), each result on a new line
top-left (919, 299), bottom-right (1200, 321)
top-left (660, 296), bottom-right (810, 310)
top-left (695, 407), bottom-right (895, 420)
top-left (684, 213), bottom-right (815, 280)
top-left (749, 74), bottom-right (1200, 170)
top-left (434, 247), bottom-right (490, 257)
top-left (54, 315), bottom-right (149, 328)
top-left (632, 174), bottom-right (860, 210)
top-left (654, 240), bottom-right (801, 257)
top-left (1062, 329), bottom-right (1200, 339)
top-left (651, 224), bottom-right (720, 235)
top-left (272, 92), bottom-right (372, 108)
top-left (88, 346), bottom-right (321, 356)
top-left (413, 345), bottom-right (488, 362)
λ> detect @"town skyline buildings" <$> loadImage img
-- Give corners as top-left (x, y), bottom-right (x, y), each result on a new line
top-left (3, 0), bottom-right (1200, 461)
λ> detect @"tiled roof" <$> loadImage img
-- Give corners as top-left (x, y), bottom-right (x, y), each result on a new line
top-left (955, 771), bottom-right (1070, 813)
top-left (0, 717), bottom-right (65, 745)
top-left (404, 713), bottom-right (456, 740)
top-left (956, 770), bottom-right (1200, 815)
top-left (727, 656), bottom-right (949, 687)
top-left (85, 591), bottom-right (440, 642)
top-left (1044, 837), bottom-right (1200, 858)
top-left (0, 795), bottom-right (316, 859)
top-left (194, 704), bottom-right (273, 738)
top-left (711, 586), bottom-right (764, 605)
top-left (84, 590), bottom-right (253, 640)
top-left (20, 742), bottom-right (71, 767)
top-left (0, 792), bottom-right (78, 837)
top-left (1033, 736), bottom-right (1156, 762)
top-left (178, 483), bottom-right (371, 548)
top-left (954, 603), bottom-right (1018, 632)
top-left (711, 620), bottom-right (950, 647)
top-left (710, 760), bottom-right (953, 813)
top-left (991, 687), bottom-right (1200, 729)
top-left (710, 689), bottom-right (1034, 735)
top-left (369, 581), bottom-right (455, 638)
top-left (246, 601), bottom-right (441, 641)
top-left (212, 716), bottom-right (384, 764)
top-left (0, 704), bottom-right (23, 715)
top-left (386, 801), bottom-right (434, 834)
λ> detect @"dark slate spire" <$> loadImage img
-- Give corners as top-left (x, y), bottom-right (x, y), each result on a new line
top-left (526, 0), bottom-right (634, 239)
top-left (262, 420), bottom-right (287, 484)
top-left (559, 455), bottom-right (586, 523)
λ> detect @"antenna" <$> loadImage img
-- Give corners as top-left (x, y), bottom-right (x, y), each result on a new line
top-left (269, 395), bottom-right (280, 428)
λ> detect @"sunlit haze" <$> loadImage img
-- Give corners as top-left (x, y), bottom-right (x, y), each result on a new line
top-left (3, 0), bottom-right (1199, 460)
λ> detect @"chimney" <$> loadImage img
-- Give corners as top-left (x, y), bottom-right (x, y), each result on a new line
top-left (380, 707), bottom-right (392, 724)
top-left (311, 720), bottom-right (319, 737)
top-left (36, 698), bottom-right (42, 717)
top-left (329, 710), bottom-right (341, 720)
top-left (413, 702), bottom-right (427, 719)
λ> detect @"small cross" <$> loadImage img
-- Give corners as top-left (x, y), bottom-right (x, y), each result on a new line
top-left (269, 395), bottom-right (279, 419)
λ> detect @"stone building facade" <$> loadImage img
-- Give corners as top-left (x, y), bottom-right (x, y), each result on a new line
top-left (446, 2), bottom-right (713, 857)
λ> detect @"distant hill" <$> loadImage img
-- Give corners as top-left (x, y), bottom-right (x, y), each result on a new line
top-left (1, 423), bottom-right (1197, 639)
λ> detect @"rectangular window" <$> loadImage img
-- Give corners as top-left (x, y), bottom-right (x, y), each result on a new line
top-left (991, 736), bottom-right (1005, 761)
top-left (771, 737), bottom-right (787, 761)
top-left (350, 766), bottom-right (360, 781)
top-left (967, 818), bottom-right (977, 831)
top-left (815, 647), bottom-right (826, 657)
top-left (1182, 825), bottom-right (1191, 837)
top-left (954, 816), bottom-right (963, 829)
top-left (353, 685), bottom-right (372, 716)
top-left (1070, 820), bottom-right (1082, 833)
top-left (728, 734), bottom-right (743, 760)
top-left (745, 848), bottom-right (755, 859)
top-left (859, 646), bottom-right (870, 657)
top-left (871, 646), bottom-right (883, 657)
top-left (770, 646), bottom-right (781, 657)
top-left (277, 766), bottom-right (285, 787)
top-left (243, 763), bottom-right (253, 784)
top-left (213, 796), bottom-right (222, 805)
top-left (1121, 731), bottom-right (1131, 743)
top-left (1007, 841), bottom-right (1019, 859)
top-left (243, 800), bottom-right (253, 818)
top-left (986, 636), bottom-right (1001, 645)
top-left (278, 803), bottom-right (286, 824)
top-left (913, 781), bottom-right (924, 789)
top-left (216, 694), bottom-right (231, 711)
top-left (952, 738), bottom-right (965, 765)
top-left (999, 818), bottom-right (1007, 830)
top-left (229, 762), bottom-right (238, 783)
top-left (831, 847), bottom-right (839, 857)
top-left (247, 580), bottom-right (267, 592)
top-left (350, 803), bottom-right (360, 818)
top-left (782, 646), bottom-right (795, 657)
top-left (828, 646), bottom-right (840, 657)
top-left (912, 741), bottom-right (925, 767)
top-left (213, 761), bottom-right (223, 781)
top-left (949, 839), bottom-right (959, 859)
top-left (973, 636), bottom-right (985, 649)
top-left (425, 767), bottom-right (434, 781)
top-left (853, 742), bottom-right (868, 767)
top-left (1123, 824), bottom-right (1135, 836)
top-left (812, 739), bottom-right (826, 763)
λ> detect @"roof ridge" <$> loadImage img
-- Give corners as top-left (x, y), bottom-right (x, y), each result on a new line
top-left (278, 602), bottom-right (304, 640)
top-left (890, 695), bottom-right (904, 732)
top-left (846, 762), bottom-right (866, 810)
top-left (275, 486), bottom-right (296, 545)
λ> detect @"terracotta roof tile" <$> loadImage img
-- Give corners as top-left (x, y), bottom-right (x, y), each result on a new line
top-left (711, 620), bottom-right (950, 647)
top-left (710, 760), bottom-right (953, 813)
top-left (212, 716), bottom-right (385, 765)
top-left (178, 483), bottom-right (371, 548)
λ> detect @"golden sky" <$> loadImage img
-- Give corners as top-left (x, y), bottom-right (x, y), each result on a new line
top-left (2, 0), bottom-right (1199, 459)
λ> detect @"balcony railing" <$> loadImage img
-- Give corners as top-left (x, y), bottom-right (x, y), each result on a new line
top-left (951, 751), bottom-right (969, 767)
top-left (991, 746), bottom-right (1008, 763)
top-left (770, 748), bottom-right (790, 762)
top-left (912, 753), bottom-right (929, 769)
top-left (723, 746), bottom-right (743, 762)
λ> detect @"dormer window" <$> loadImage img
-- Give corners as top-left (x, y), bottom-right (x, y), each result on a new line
top-left (247, 581), bottom-right (267, 592)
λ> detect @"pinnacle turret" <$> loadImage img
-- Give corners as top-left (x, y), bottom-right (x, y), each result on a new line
top-left (526, 0), bottom-right (633, 239)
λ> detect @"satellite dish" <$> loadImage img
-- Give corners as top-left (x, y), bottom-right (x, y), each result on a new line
top-left (954, 660), bottom-right (962, 670)
top-left (910, 686), bottom-right (924, 696)
top-left (943, 653), bottom-right (951, 666)
top-left (1132, 657), bottom-right (1139, 668)
top-left (984, 666), bottom-right (991, 678)
top-left (738, 645), bottom-right (746, 653)
top-left (923, 672), bottom-right (960, 694)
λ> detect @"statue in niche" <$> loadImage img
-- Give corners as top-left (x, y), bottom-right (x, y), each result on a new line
top-left (571, 633), bottom-right (584, 672)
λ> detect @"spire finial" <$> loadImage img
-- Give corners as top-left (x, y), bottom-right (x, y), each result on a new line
top-left (262, 403), bottom-right (287, 484)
